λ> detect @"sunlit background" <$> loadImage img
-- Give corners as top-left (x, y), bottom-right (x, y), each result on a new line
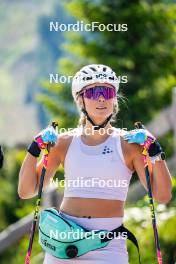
top-left (0, 0), bottom-right (176, 263)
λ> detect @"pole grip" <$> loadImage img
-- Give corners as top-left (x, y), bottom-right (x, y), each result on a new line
top-left (134, 121), bottom-right (144, 129)
top-left (47, 121), bottom-right (59, 151)
top-left (51, 121), bottom-right (58, 130)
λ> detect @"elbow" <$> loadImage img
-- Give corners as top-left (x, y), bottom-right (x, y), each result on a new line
top-left (154, 193), bottom-right (172, 204)
top-left (18, 184), bottom-right (23, 199)
top-left (18, 188), bottom-right (28, 199)
top-left (18, 186), bottom-right (36, 199)
top-left (18, 191), bottom-right (26, 199)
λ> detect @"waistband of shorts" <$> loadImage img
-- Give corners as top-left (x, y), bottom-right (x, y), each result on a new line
top-left (59, 210), bottom-right (123, 220)
top-left (58, 210), bottom-right (124, 230)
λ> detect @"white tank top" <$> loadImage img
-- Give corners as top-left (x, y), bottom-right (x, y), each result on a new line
top-left (63, 127), bottom-right (133, 201)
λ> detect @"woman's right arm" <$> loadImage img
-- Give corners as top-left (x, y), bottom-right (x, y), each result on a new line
top-left (18, 139), bottom-right (62, 199)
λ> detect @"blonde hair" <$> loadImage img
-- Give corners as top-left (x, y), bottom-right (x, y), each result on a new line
top-left (74, 94), bottom-right (122, 127)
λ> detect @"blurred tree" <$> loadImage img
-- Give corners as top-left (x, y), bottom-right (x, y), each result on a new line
top-left (26, 2), bottom-right (75, 127)
top-left (39, 0), bottom-right (176, 130)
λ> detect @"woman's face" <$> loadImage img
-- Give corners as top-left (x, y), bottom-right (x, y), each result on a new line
top-left (79, 83), bottom-right (116, 123)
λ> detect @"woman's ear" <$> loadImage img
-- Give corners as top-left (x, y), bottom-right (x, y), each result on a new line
top-left (77, 95), bottom-right (84, 108)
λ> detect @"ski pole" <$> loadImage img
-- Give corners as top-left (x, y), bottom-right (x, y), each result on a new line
top-left (134, 121), bottom-right (163, 264)
top-left (25, 121), bottom-right (58, 264)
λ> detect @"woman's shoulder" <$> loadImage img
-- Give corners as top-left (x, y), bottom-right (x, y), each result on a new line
top-left (56, 127), bottom-right (81, 147)
top-left (112, 127), bottom-right (128, 137)
top-left (52, 128), bottom-right (80, 163)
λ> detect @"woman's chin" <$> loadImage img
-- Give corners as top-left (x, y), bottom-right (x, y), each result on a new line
top-left (91, 112), bottom-right (110, 121)
top-left (95, 109), bottom-right (108, 114)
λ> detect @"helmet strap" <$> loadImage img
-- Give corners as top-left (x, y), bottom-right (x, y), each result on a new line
top-left (81, 97), bottom-right (113, 130)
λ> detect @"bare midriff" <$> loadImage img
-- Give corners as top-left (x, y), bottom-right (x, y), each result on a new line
top-left (59, 197), bottom-right (125, 218)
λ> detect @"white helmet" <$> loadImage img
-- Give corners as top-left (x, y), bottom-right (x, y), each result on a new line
top-left (72, 64), bottom-right (120, 101)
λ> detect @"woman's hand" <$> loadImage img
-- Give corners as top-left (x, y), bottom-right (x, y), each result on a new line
top-left (35, 126), bottom-right (59, 149)
top-left (27, 126), bottom-right (59, 158)
top-left (122, 128), bottom-right (155, 145)
top-left (123, 128), bottom-right (165, 163)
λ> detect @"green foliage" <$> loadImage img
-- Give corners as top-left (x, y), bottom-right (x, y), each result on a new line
top-left (169, 177), bottom-right (176, 207)
top-left (0, 148), bottom-right (41, 231)
top-left (159, 216), bottom-right (176, 263)
top-left (126, 212), bottom-right (176, 263)
top-left (159, 130), bottom-right (175, 159)
top-left (0, 231), bottom-right (43, 264)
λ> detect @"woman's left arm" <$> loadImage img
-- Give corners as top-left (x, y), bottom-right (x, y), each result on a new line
top-left (123, 129), bottom-right (173, 203)
top-left (147, 158), bottom-right (172, 203)
top-left (131, 143), bottom-right (172, 204)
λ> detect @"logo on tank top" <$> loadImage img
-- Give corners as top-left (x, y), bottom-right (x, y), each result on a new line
top-left (102, 145), bottom-right (113, 154)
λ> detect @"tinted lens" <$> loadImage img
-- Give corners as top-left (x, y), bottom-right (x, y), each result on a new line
top-left (84, 88), bottom-right (93, 99)
top-left (84, 86), bottom-right (116, 100)
top-left (107, 87), bottom-right (116, 99)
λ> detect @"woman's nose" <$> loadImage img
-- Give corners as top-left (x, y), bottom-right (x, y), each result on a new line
top-left (98, 95), bottom-right (105, 101)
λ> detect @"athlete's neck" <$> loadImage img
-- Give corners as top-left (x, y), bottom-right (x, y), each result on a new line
top-left (82, 122), bottom-right (113, 141)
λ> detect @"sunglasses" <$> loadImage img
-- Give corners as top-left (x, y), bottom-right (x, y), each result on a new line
top-left (80, 86), bottom-right (116, 100)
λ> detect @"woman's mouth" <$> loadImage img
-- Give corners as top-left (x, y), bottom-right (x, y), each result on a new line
top-left (96, 107), bottom-right (107, 110)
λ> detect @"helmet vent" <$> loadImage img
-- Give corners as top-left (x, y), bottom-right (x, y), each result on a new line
top-left (86, 76), bottom-right (92, 80)
top-left (89, 67), bottom-right (96, 72)
top-left (83, 76), bottom-right (93, 81)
